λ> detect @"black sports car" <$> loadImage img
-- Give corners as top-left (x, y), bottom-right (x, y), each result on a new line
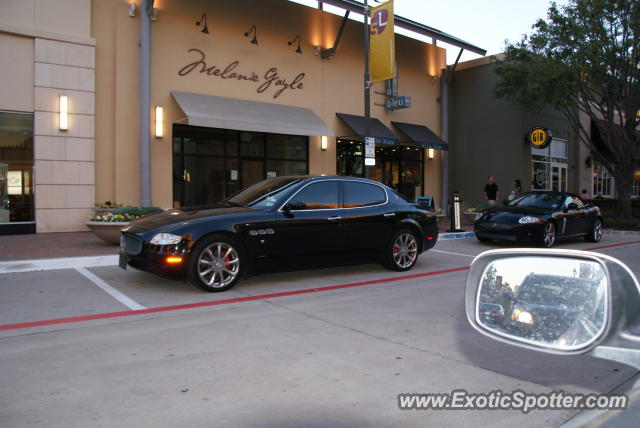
top-left (119, 176), bottom-right (439, 292)
top-left (474, 192), bottom-right (603, 247)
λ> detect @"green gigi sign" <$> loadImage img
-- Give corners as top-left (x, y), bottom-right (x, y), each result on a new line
top-left (178, 48), bottom-right (305, 99)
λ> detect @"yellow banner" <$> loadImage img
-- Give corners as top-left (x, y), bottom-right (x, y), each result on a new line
top-left (370, 0), bottom-right (395, 82)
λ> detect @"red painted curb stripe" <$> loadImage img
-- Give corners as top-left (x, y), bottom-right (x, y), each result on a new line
top-left (0, 266), bottom-right (470, 332)
top-left (584, 240), bottom-right (640, 251)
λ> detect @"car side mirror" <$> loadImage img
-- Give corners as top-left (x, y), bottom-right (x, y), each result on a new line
top-left (465, 249), bottom-right (640, 369)
top-left (284, 200), bottom-right (305, 212)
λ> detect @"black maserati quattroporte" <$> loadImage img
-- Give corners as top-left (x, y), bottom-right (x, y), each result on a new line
top-left (474, 192), bottom-right (603, 247)
top-left (119, 176), bottom-right (439, 291)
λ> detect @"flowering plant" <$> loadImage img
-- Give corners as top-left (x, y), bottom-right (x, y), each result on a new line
top-left (89, 205), bottom-right (163, 222)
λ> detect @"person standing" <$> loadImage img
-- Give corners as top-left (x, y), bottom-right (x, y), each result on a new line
top-left (484, 176), bottom-right (499, 206)
top-left (508, 179), bottom-right (522, 201)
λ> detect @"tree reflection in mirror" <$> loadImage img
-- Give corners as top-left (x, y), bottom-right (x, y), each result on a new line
top-left (477, 257), bottom-right (607, 350)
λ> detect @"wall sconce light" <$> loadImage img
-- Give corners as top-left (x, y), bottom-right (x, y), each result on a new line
top-left (244, 25), bottom-right (258, 45)
top-left (155, 106), bottom-right (163, 138)
top-left (150, 7), bottom-right (158, 21)
top-left (288, 35), bottom-right (302, 54)
top-left (128, 3), bottom-right (136, 17)
top-left (196, 13), bottom-right (209, 34)
top-left (59, 95), bottom-right (68, 131)
top-left (428, 148), bottom-right (434, 159)
top-left (321, 136), bottom-right (328, 151)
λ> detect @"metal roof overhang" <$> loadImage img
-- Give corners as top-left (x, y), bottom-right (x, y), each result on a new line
top-left (319, 0), bottom-right (486, 56)
top-left (171, 91), bottom-right (334, 137)
top-left (336, 113), bottom-right (400, 144)
top-left (391, 121), bottom-right (449, 151)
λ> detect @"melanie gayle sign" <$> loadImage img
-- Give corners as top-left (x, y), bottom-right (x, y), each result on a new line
top-left (370, 0), bottom-right (395, 82)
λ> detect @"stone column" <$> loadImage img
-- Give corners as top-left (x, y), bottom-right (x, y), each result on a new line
top-left (33, 38), bottom-right (96, 232)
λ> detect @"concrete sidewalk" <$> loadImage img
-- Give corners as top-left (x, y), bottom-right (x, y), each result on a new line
top-left (0, 219), bottom-right (470, 263)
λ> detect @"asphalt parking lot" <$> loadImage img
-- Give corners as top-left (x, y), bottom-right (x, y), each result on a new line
top-left (1, 235), bottom-right (639, 427)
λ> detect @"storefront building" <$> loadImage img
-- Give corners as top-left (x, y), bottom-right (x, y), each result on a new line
top-left (449, 56), bottom-right (581, 207)
top-left (1, 0), bottom-right (485, 234)
top-left (0, 0), bottom-right (96, 234)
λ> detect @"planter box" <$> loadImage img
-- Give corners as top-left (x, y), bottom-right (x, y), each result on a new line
top-left (86, 221), bottom-right (129, 245)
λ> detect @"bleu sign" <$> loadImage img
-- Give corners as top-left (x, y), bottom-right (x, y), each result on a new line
top-left (385, 96), bottom-right (411, 111)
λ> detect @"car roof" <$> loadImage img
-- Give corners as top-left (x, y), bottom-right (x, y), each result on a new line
top-left (276, 175), bottom-right (391, 187)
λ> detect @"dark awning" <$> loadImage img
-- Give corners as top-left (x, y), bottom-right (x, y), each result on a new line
top-left (171, 91), bottom-right (334, 137)
top-left (391, 121), bottom-right (449, 151)
top-left (336, 113), bottom-right (400, 145)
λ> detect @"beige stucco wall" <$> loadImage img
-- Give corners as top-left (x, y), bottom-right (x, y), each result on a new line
top-left (93, 0), bottom-right (446, 209)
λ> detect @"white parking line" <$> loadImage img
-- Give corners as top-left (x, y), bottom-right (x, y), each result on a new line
top-left (75, 267), bottom-right (146, 311)
top-left (0, 255), bottom-right (118, 274)
top-left (431, 249), bottom-right (476, 258)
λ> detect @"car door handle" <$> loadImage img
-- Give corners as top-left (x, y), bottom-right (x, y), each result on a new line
top-left (383, 213), bottom-right (396, 217)
top-left (328, 216), bottom-right (342, 221)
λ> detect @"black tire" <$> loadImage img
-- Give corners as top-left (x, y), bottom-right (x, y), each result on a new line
top-left (383, 229), bottom-right (419, 271)
top-left (188, 234), bottom-right (244, 292)
top-left (537, 222), bottom-right (556, 248)
top-left (585, 218), bottom-right (603, 243)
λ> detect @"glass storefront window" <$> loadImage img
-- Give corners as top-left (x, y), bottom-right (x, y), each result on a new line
top-left (532, 161), bottom-right (550, 190)
top-left (173, 125), bottom-right (308, 207)
top-left (336, 139), bottom-right (424, 200)
top-left (592, 162), bottom-right (614, 198)
top-left (267, 134), bottom-right (307, 160)
top-left (0, 111), bottom-right (34, 224)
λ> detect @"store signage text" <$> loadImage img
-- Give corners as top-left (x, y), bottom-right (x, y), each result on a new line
top-left (526, 126), bottom-right (552, 149)
top-left (385, 96), bottom-right (411, 111)
top-left (178, 48), bottom-right (305, 99)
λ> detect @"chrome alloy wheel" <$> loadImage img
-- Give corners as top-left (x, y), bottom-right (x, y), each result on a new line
top-left (392, 232), bottom-right (418, 269)
top-left (592, 219), bottom-right (603, 242)
top-left (197, 242), bottom-right (240, 288)
top-left (543, 222), bottom-right (556, 247)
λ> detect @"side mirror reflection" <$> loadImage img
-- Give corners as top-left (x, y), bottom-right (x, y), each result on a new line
top-left (476, 256), bottom-right (608, 351)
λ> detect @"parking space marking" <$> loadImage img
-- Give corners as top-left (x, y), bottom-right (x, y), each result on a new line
top-left (431, 249), bottom-right (476, 258)
top-left (0, 255), bottom-right (119, 274)
top-left (75, 268), bottom-right (146, 311)
top-left (0, 266), bottom-right (470, 332)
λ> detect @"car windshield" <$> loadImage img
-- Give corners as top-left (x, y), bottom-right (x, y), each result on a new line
top-left (225, 177), bottom-right (301, 209)
top-left (508, 193), bottom-right (566, 209)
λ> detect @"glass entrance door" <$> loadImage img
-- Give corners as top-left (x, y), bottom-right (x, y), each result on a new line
top-left (551, 164), bottom-right (568, 192)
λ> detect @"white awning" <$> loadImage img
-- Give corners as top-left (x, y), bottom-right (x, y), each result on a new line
top-left (171, 91), bottom-right (334, 137)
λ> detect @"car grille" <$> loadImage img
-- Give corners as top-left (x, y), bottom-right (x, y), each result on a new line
top-left (121, 234), bottom-right (143, 255)
top-left (480, 222), bottom-right (512, 230)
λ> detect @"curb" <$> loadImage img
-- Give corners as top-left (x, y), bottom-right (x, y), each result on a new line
top-left (439, 232), bottom-right (475, 240)
top-left (0, 255), bottom-right (119, 274)
top-left (603, 229), bottom-right (640, 237)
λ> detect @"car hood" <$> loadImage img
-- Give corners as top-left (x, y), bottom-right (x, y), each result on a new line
top-left (483, 206), bottom-right (549, 223)
top-left (124, 204), bottom-right (255, 234)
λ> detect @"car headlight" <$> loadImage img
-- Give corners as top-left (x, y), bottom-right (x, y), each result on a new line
top-left (511, 308), bottom-right (534, 324)
top-left (474, 212), bottom-right (484, 221)
top-left (150, 233), bottom-right (182, 245)
top-left (518, 216), bottom-right (543, 224)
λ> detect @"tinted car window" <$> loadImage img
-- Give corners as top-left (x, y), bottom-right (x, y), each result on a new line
top-left (343, 181), bottom-right (386, 208)
top-left (290, 181), bottom-right (340, 210)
